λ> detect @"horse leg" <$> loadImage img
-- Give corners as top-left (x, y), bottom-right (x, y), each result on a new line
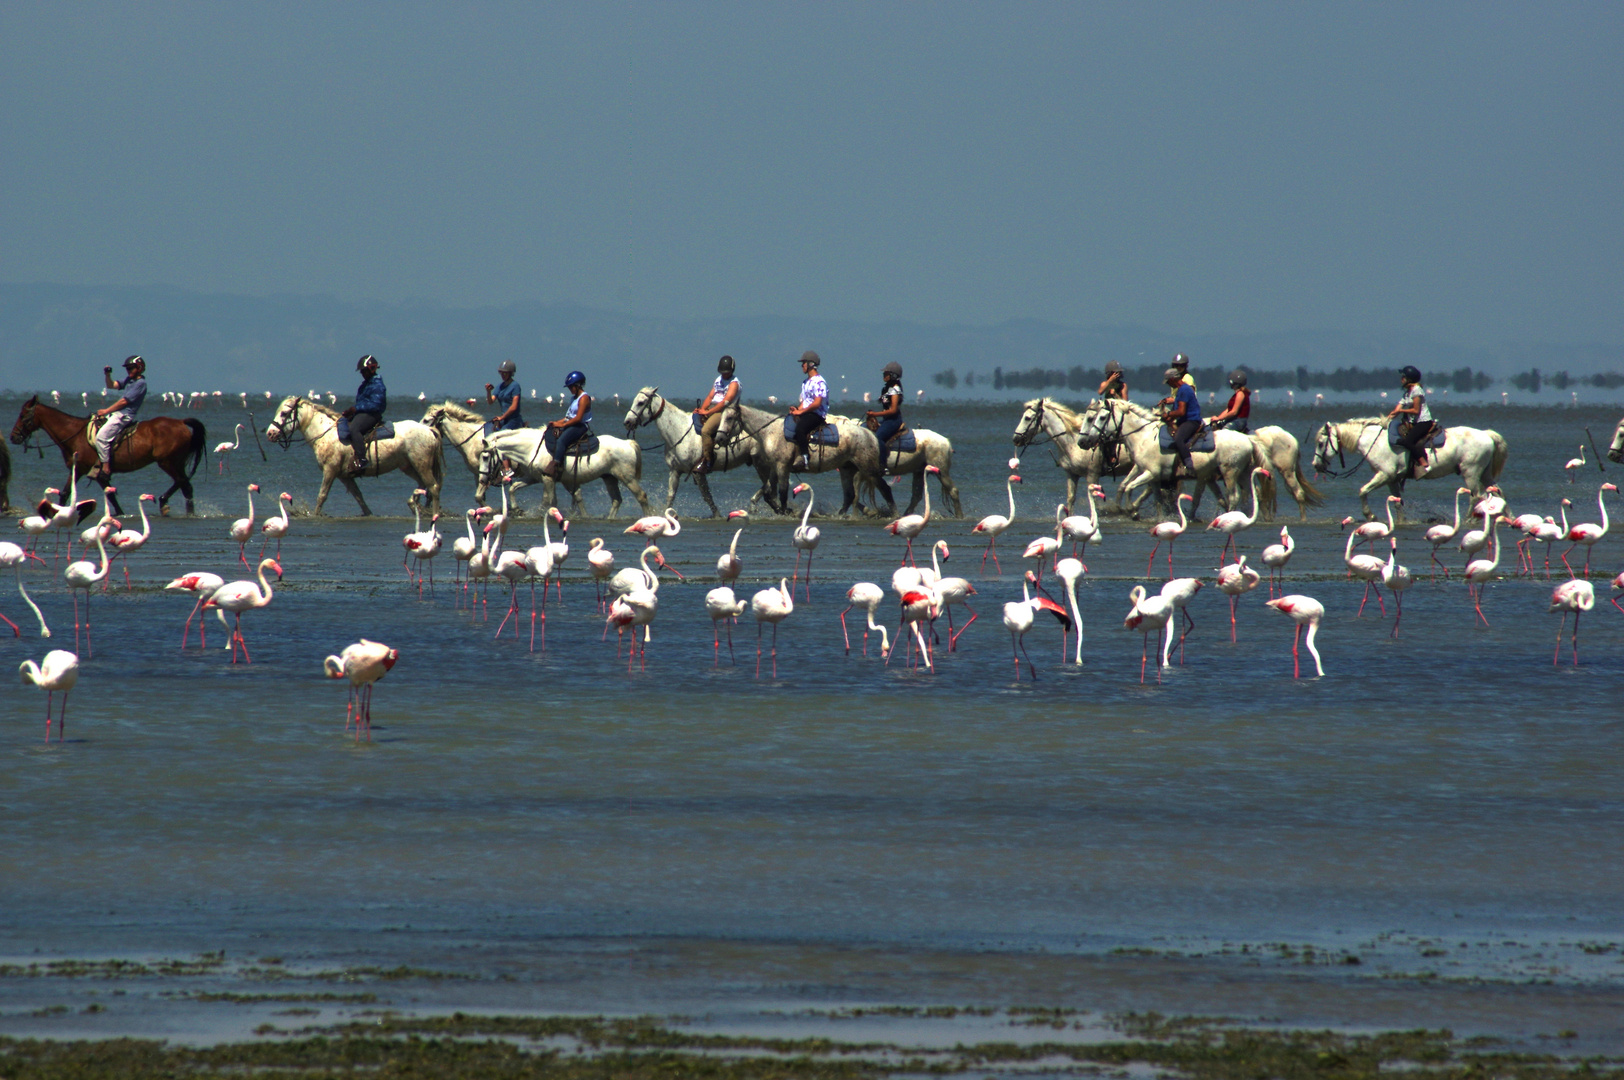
top-left (338, 475), bottom-right (373, 516)
top-left (901, 470), bottom-right (924, 517)
top-left (695, 474), bottom-right (721, 518)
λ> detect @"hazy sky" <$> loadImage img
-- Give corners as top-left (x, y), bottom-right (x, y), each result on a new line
top-left (3, 2), bottom-right (1620, 345)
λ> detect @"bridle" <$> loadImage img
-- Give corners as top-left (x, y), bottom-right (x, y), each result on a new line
top-left (267, 398), bottom-right (333, 450)
top-left (429, 408), bottom-right (487, 452)
top-left (624, 389), bottom-right (688, 452)
top-left (1312, 420), bottom-right (1380, 478)
top-left (1012, 401), bottom-right (1053, 450)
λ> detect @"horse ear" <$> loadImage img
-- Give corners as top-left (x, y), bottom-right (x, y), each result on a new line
top-left (651, 386), bottom-right (658, 395)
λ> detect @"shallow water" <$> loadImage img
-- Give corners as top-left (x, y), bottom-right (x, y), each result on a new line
top-left (3, 394), bottom-right (1622, 1044)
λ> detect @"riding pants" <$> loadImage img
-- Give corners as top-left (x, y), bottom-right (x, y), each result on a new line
top-left (94, 412), bottom-right (136, 464)
top-left (791, 412), bottom-right (825, 461)
top-left (1170, 418), bottom-right (1201, 472)
top-left (545, 422), bottom-right (589, 460)
top-left (698, 411), bottom-right (725, 463)
top-left (875, 416), bottom-right (905, 471)
top-left (347, 411), bottom-right (381, 462)
top-left (1397, 420), bottom-right (1437, 475)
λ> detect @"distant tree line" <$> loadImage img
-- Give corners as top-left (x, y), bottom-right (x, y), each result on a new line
top-left (930, 363), bottom-right (1619, 394)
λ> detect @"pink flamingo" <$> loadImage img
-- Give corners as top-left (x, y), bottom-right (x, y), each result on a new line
top-left (1265, 595), bottom-right (1325, 677)
top-left (229, 484), bottom-right (259, 567)
top-left (62, 533), bottom-right (109, 657)
top-left (205, 558), bottom-right (282, 664)
top-left (715, 510), bottom-right (749, 585)
top-left (1424, 487), bottom-right (1470, 580)
top-left (324, 639), bottom-right (399, 741)
top-left (1206, 467), bottom-right (1269, 563)
top-left (704, 586), bottom-right (747, 665)
top-left (1057, 485), bottom-right (1103, 567)
top-left (971, 474), bottom-right (1019, 573)
top-left (1562, 482), bottom-right (1615, 576)
top-left (1004, 570), bottom-right (1071, 681)
top-left (1216, 555), bottom-right (1261, 642)
top-left (587, 538), bottom-right (616, 612)
top-left (790, 482), bottom-right (821, 600)
top-left (1381, 539), bottom-right (1413, 638)
top-left (106, 494), bottom-right (155, 590)
top-left (1343, 526), bottom-right (1388, 617)
top-left (888, 589), bottom-right (937, 671)
top-left (166, 572), bottom-right (228, 648)
top-left (623, 509), bottom-right (680, 546)
top-left (0, 541), bottom-right (49, 638)
top-left (883, 465), bottom-right (940, 565)
top-left (1146, 493), bottom-right (1192, 579)
top-left (749, 578), bottom-right (794, 678)
top-left (1123, 584), bottom-right (1175, 684)
top-left (1563, 444), bottom-right (1587, 483)
top-left (839, 582), bottom-right (890, 657)
top-left (19, 650), bottom-right (79, 741)
top-left (261, 492), bottom-right (293, 558)
top-left (1260, 526), bottom-right (1294, 597)
top-left (1463, 510), bottom-right (1502, 625)
top-left (1548, 579), bottom-right (1594, 666)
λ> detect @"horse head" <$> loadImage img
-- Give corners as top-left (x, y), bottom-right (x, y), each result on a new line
top-left (266, 398), bottom-right (301, 448)
top-left (1311, 422), bottom-right (1338, 474)
top-left (1073, 400), bottom-right (1114, 451)
top-left (1609, 418), bottom-right (1624, 464)
top-left (8, 396), bottom-right (39, 445)
top-left (1011, 400), bottom-right (1044, 447)
top-left (623, 386), bottom-right (659, 435)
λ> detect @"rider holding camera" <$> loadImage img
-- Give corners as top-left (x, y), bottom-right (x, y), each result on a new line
top-left (91, 355), bottom-right (147, 483)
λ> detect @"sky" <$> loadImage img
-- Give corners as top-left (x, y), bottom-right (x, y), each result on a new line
top-left (2, 2), bottom-right (1621, 347)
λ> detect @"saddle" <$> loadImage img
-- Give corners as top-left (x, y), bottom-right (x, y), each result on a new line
top-left (882, 429), bottom-right (917, 453)
top-left (1388, 419), bottom-right (1445, 451)
top-left (561, 434), bottom-right (600, 458)
top-left (782, 416), bottom-right (840, 446)
top-left (691, 408), bottom-right (741, 446)
top-left (335, 417), bottom-right (396, 446)
top-left (1158, 424), bottom-right (1216, 455)
top-left (84, 415), bottom-right (138, 455)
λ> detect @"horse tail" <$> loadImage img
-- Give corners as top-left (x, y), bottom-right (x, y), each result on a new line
top-left (631, 438), bottom-right (643, 481)
top-left (184, 419), bottom-right (208, 478)
top-left (1487, 430), bottom-right (1509, 484)
top-left (1295, 464), bottom-right (1326, 507)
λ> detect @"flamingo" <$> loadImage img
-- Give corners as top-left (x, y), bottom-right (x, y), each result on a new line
top-left (883, 464), bottom-right (940, 565)
top-left (930, 549), bottom-right (979, 652)
top-left (1340, 523), bottom-right (1387, 616)
top-left (1564, 444), bottom-right (1587, 483)
top-left (452, 507), bottom-right (490, 597)
top-left (62, 533), bottom-right (109, 657)
top-left (261, 492), bottom-right (293, 559)
top-left (467, 518), bottom-right (499, 620)
top-left (1562, 482), bottom-right (1616, 576)
top-left (624, 508), bottom-right (681, 546)
top-left (1146, 493), bottom-right (1193, 579)
top-left (1463, 509), bottom-right (1502, 625)
top-left (1265, 595), bottom-right (1325, 677)
top-left (1424, 487), bottom-right (1471, 580)
top-left (704, 586), bottom-right (747, 665)
top-left (716, 511), bottom-right (749, 584)
top-left (971, 474), bottom-right (1019, 573)
top-left (1608, 570), bottom-right (1624, 614)
top-left (1123, 584), bottom-right (1175, 684)
top-left (587, 537), bottom-right (616, 611)
top-left (1215, 555), bottom-right (1261, 642)
top-left (1057, 484), bottom-right (1103, 566)
top-left (323, 639), bottom-right (398, 742)
top-left (1529, 514), bottom-right (1566, 579)
top-left (17, 502), bottom-right (53, 556)
top-left (1341, 494), bottom-right (1397, 555)
top-left (607, 544), bottom-right (670, 603)
top-left (229, 484), bottom-right (260, 567)
top-left (402, 491), bottom-right (432, 580)
top-left (491, 536), bottom-right (533, 642)
top-left (1003, 570), bottom-right (1071, 681)
top-left (542, 508), bottom-right (570, 604)
top-left (165, 572), bottom-right (229, 648)
top-left (1052, 556), bottom-right (1085, 664)
top-left (100, 493), bottom-right (154, 590)
top-left (608, 587), bottom-right (660, 669)
top-left (1159, 577), bottom-right (1203, 663)
top-left (889, 589), bottom-right (937, 671)
top-left (1472, 487), bottom-right (1507, 521)
top-left (790, 482), bottom-right (821, 599)
top-left (1260, 526), bottom-right (1294, 597)
top-left (1206, 467), bottom-right (1269, 563)
top-left (205, 558), bottom-right (282, 663)
top-left (1021, 515), bottom-right (1064, 585)
top-left (19, 650), bottom-right (79, 741)
top-left (518, 514), bottom-right (562, 651)
top-left (839, 582), bottom-right (891, 657)
top-left (406, 514), bottom-right (443, 595)
top-left (214, 423), bottom-right (244, 472)
top-left (1548, 579), bottom-right (1594, 666)
top-left (0, 542), bottom-right (50, 638)
top-left (750, 578), bottom-right (794, 678)
top-left (1381, 539), bottom-right (1414, 638)
top-left (78, 490), bottom-right (121, 555)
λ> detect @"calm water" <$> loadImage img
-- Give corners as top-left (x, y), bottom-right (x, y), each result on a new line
top-left (3, 394), bottom-right (1623, 1042)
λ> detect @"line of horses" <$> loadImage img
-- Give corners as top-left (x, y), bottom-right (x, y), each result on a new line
top-left (13, 389), bottom-right (1624, 523)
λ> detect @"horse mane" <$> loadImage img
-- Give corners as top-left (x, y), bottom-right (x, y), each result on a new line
top-left (433, 400), bottom-right (485, 423)
top-left (1341, 415), bottom-right (1388, 425)
top-left (286, 395), bottom-right (341, 420)
top-left (1025, 397), bottom-right (1085, 424)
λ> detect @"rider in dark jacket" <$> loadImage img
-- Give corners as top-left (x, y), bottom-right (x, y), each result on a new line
top-left (343, 355), bottom-right (387, 471)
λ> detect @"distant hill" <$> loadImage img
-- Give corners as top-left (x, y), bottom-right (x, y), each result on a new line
top-left (2, 283), bottom-right (1620, 398)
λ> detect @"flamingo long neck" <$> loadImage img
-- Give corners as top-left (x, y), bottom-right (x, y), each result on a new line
top-left (1451, 489), bottom-right (1465, 532)
top-left (1483, 512), bottom-right (1500, 570)
top-left (276, 497), bottom-right (291, 529)
top-left (1086, 486), bottom-right (1098, 529)
top-left (1245, 470), bottom-right (1263, 523)
top-left (1006, 479), bottom-right (1016, 522)
top-left (779, 578), bottom-right (793, 611)
top-left (254, 561), bottom-right (276, 604)
top-left (639, 546), bottom-right (660, 588)
top-left (1065, 575), bottom-right (1083, 662)
top-left (865, 609), bottom-right (890, 654)
top-left (920, 475), bottom-right (931, 523)
top-left (245, 487), bottom-right (256, 523)
top-left (134, 498), bottom-right (151, 539)
top-left (1384, 496), bottom-right (1397, 533)
top-left (232, 424), bottom-right (243, 449)
top-left (16, 579), bottom-right (49, 637)
top-left (663, 511), bottom-right (681, 537)
top-left (1560, 503), bottom-right (1570, 532)
top-left (1344, 528), bottom-right (1360, 565)
top-left (800, 488), bottom-right (814, 529)
top-left (1597, 486), bottom-right (1611, 538)
top-left (1282, 528), bottom-right (1294, 555)
top-left (931, 543), bottom-right (943, 578)
top-left (465, 512), bottom-right (479, 546)
top-left (1176, 498), bottom-right (1188, 531)
top-left (728, 528), bottom-right (742, 558)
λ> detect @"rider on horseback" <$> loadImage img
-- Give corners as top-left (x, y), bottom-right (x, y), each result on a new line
top-left (1159, 367), bottom-right (1201, 481)
top-left (1388, 365), bottom-right (1436, 482)
top-left (866, 362), bottom-right (905, 473)
top-left (788, 350), bottom-right (828, 471)
top-left (484, 359), bottom-right (524, 434)
top-left (1208, 370), bottom-right (1251, 433)
top-left (343, 355), bottom-right (387, 474)
top-left (693, 355), bottom-right (740, 476)
top-left (91, 355), bottom-right (147, 483)
top-left (542, 370), bottom-right (592, 478)
top-left (1098, 360), bottom-right (1129, 401)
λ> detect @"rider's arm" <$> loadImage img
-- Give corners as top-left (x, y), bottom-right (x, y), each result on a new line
top-left (104, 370), bottom-right (118, 390)
top-left (869, 393), bottom-right (900, 420)
top-left (95, 397), bottom-right (131, 418)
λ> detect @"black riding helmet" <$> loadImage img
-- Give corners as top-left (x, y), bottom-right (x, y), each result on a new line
top-left (718, 355), bottom-right (735, 375)
top-left (1401, 365), bottom-right (1423, 384)
top-left (357, 354), bottom-right (378, 373)
top-left (122, 355), bottom-right (145, 373)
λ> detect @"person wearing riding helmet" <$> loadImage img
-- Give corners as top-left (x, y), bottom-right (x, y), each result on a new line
top-left (543, 370), bottom-right (592, 478)
top-left (693, 355), bottom-right (740, 475)
top-left (1209, 370), bottom-right (1252, 433)
top-left (1098, 360), bottom-right (1129, 401)
top-left (1170, 353), bottom-right (1196, 391)
top-left (866, 362), bottom-right (906, 472)
top-left (788, 350), bottom-right (828, 470)
top-left (1388, 366), bottom-right (1436, 480)
top-left (484, 360), bottom-right (524, 434)
top-left (1159, 366), bottom-right (1202, 480)
top-left (342, 355), bottom-right (387, 472)
top-left (91, 354), bottom-right (148, 482)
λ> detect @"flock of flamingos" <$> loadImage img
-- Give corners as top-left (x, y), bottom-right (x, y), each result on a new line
top-left (8, 435), bottom-right (1623, 743)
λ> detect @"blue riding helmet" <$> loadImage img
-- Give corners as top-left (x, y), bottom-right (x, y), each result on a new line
top-left (564, 370), bottom-right (585, 389)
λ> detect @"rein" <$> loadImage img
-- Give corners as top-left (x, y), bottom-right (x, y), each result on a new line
top-left (626, 393), bottom-right (689, 453)
top-left (1313, 421), bottom-right (1380, 478)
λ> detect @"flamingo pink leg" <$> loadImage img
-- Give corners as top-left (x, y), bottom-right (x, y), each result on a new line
top-left (949, 606), bottom-right (977, 650)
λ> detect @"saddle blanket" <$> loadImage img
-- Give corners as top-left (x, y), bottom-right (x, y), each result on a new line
top-left (882, 431), bottom-right (917, 453)
top-left (782, 416), bottom-right (840, 446)
top-left (561, 435), bottom-right (600, 458)
top-left (335, 419), bottom-right (395, 445)
top-left (1158, 425), bottom-right (1216, 454)
top-left (1387, 419), bottom-right (1446, 450)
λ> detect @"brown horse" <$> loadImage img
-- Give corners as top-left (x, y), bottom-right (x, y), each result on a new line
top-left (9, 397), bottom-right (206, 516)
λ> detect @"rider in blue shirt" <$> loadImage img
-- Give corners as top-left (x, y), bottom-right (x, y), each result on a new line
top-left (1160, 367), bottom-right (1202, 479)
top-left (543, 370), bottom-right (592, 478)
top-left (343, 355), bottom-right (387, 471)
top-left (92, 354), bottom-right (147, 482)
top-left (484, 359), bottom-right (524, 434)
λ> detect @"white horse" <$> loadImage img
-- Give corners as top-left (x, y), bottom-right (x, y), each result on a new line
top-left (423, 401), bottom-right (609, 515)
top-left (738, 404), bottom-right (893, 517)
top-left (265, 396), bottom-right (443, 515)
top-left (843, 417), bottom-right (963, 518)
top-left (621, 386), bottom-right (759, 516)
top-left (475, 426), bottom-right (652, 519)
top-left (1242, 425), bottom-right (1325, 522)
top-left (1075, 397), bottom-right (1259, 519)
top-left (1311, 417), bottom-right (1508, 522)
top-left (1608, 416), bottom-right (1624, 463)
top-left (1011, 397), bottom-right (1144, 514)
